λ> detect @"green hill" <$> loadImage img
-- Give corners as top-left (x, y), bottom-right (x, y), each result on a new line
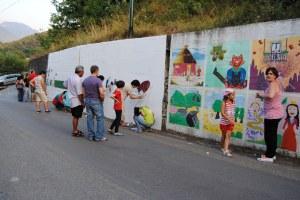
top-left (1, 0), bottom-right (300, 72)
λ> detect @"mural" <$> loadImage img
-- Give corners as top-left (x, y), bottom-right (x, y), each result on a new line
top-left (202, 89), bottom-right (245, 139)
top-left (249, 36), bottom-right (300, 92)
top-left (245, 92), bottom-right (265, 144)
top-left (205, 41), bottom-right (250, 89)
top-left (246, 94), bottom-right (300, 153)
top-left (170, 46), bottom-right (205, 87)
top-left (168, 88), bottom-right (201, 129)
top-left (278, 97), bottom-right (300, 153)
top-left (105, 76), bottom-right (116, 93)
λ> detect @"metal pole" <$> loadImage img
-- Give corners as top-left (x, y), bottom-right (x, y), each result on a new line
top-left (128, 0), bottom-right (134, 38)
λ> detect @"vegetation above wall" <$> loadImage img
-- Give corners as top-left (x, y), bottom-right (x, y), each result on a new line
top-left (0, 0), bottom-right (300, 73)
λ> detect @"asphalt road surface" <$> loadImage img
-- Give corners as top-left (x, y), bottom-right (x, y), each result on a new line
top-left (0, 87), bottom-right (300, 200)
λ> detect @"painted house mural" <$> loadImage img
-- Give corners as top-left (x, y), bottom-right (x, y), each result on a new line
top-left (170, 46), bottom-right (205, 87)
top-left (250, 36), bottom-right (300, 92)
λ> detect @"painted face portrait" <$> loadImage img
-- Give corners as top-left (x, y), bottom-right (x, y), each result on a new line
top-left (251, 102), bottom-right (261, 114)
top-left (287, 104), bottom-right (298, 118)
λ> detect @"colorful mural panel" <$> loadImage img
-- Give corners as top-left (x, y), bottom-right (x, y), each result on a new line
top-left (249, 36), bottom-right (300, 92)
top-left (168, 88), bottom-right (201, 129)
top-left (205, 41), bottom-right (250, 89)
top-left (168, 30), bottom-right (300, 157)
top-left (170, 46), bottom-right (205, 87)
top-left (202, 89), bottom-right (245, 139)
top-left (246, 93), bottom-right (300, 154)
top-left (245, 92), bottom-right (265, 144)
top-left (278, 96), bottom-right (300, 153)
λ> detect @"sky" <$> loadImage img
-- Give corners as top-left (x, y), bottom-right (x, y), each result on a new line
top-left (0, 0), bottom-right (56, 31)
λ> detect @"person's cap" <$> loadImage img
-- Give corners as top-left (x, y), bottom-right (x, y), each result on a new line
top-left (224, 88), bottom-right (234, 96)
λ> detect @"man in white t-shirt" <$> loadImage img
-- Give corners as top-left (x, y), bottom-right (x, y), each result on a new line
top-left (64, 65), bottom-right (85, 137)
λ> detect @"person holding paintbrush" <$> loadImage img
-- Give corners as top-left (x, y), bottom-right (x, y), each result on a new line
top-left (108, 80), bottom-right (125, 136)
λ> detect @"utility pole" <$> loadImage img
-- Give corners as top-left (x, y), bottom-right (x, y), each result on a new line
top-left (128, 0), bottom-right (134, 38)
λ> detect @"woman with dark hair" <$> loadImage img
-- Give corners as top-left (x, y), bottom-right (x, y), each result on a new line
top-left (24, 73), bottom-right (30, 102)
top-left (129, 79), bottom-right (145, 133)
top-left (256, 67), bottom-right (284, 162)
top-left (16, 75), bottom-right (25, 102)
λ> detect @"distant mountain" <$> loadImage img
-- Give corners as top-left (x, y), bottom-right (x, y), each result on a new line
top-left (0, 22), bottom-right (37, 43)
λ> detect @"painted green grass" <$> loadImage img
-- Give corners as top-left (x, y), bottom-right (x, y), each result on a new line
top-left (54, 80), bottom-right (65, 89)
top-left (232, 131), bottom-right (243, 139)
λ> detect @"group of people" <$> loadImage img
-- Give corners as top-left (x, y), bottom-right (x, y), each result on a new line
top-left (63, 65), bottom-right (154, 141)
top-left (17, 66), bottom-right (285, 162)
top-left (16, 66), bottom-right (155, 142)
top-left (220, 67), bottom-right (284, 162)
top-left (15, 70), bottom-right (37, 102)
top-left (16, 70), bottom-right (50, 113)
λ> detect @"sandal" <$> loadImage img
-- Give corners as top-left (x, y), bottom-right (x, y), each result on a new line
top-left (77, 130), bottom-right (85, 137)
top-left (72, 130), bottom-right (84, 137)
top-left (72, 132), bottom-right (81, 137)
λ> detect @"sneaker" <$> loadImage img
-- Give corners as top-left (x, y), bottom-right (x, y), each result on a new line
top-left (130, 127), bottom-right (138, 132)
top-left (100, 137), bottom-right (108, 141)
top-left (113, 132), bottom-right (124, 136)
top-left (257, 157), bottom-right (274, 162)
top-left (107, 129), bottom-right (113, 134)
top-left (223, 151), bottom-right (232, 157)
top-left (137, 128), bottom-right (143, 133)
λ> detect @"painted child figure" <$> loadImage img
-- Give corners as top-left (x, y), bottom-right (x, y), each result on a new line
top-left (281, 103), bottom-right (299, 152)
top-left (108, 80), bottom-right (125, 136)
top-left (220, 88), bottom-right (236, 157)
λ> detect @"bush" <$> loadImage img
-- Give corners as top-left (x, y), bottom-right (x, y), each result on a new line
top-left (0, 50), bottom-right (27, 74)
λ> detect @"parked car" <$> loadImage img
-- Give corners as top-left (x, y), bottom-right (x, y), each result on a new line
top-left (0, 74), bottom-right (21, 86)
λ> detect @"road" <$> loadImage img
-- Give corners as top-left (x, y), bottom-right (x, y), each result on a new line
top-left (0, 87), bottom-right (300, 200)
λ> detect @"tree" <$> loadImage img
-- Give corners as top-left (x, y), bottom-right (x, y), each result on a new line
top-left (212, 99), bottom-right (222, 119)
top-left (239, 108), bottom-right (245, 123)
top-left (235, 107), bottom-right (240, 122)
top-left (0, 50), bottom-right (27, 74)
top-left (170, 90), bottom-right (185, 107)
top-left (185, 92), bottom-right (201, 108)
top-left (50, 0), bottom-right (127, 30)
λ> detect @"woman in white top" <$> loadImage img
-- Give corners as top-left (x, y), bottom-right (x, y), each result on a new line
top-left (30, 71), bottom-right (50, 113)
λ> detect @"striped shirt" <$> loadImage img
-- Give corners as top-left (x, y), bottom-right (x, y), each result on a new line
top-left (220, 101), bottom-right (235, 125)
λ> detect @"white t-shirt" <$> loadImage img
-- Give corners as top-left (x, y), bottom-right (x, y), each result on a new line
top-left (34, 76), bottom-right (43, 92)
top-left (64, 74), bottom-right (83, 108)
top-left (130, 87), bottom-right (144, 107)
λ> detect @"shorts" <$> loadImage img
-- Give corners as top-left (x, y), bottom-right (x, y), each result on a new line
top-left (35, 91), bottom-right (48, 102)
top-left (220, 124), bottom-right (234, 132)
top-left (71, 105), bottom-right (84, 118)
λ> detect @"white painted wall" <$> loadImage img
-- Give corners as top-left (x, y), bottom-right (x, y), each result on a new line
top-left (47, 36), bottom-right (166, 130)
